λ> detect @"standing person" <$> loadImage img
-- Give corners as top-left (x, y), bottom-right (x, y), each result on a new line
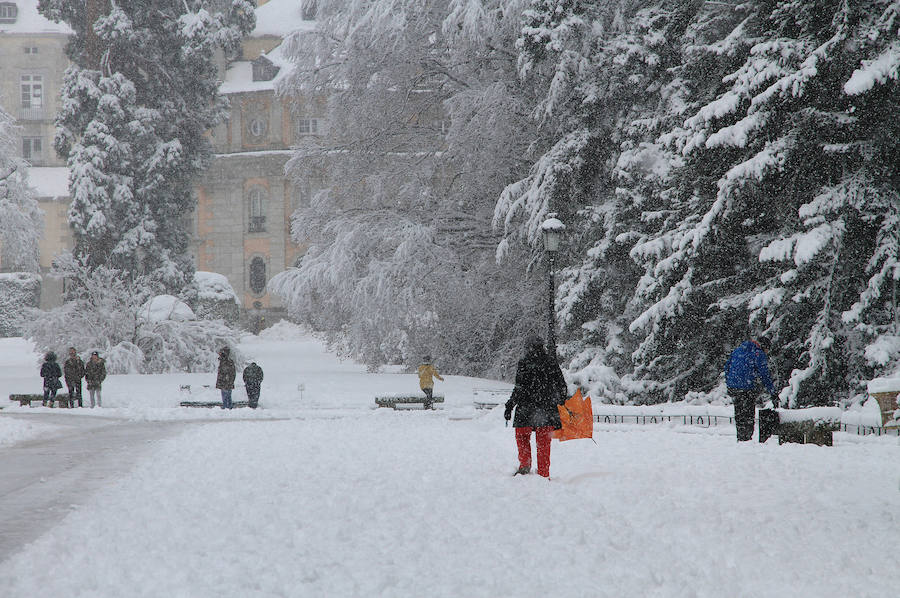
top-left (216, 347), bottom-right (236, 409)
top-left (84, 351), bottom-right (107, 408)
top-left (242, 361), bottom-right (264, 409)
top-left (63, 347), bottom-right (85, 408)
top-left (725, 336), bottom-right (778, 442)
top-left (504, 336), bottom-right (568, 478)
top-left (417, 356), bottom-right (444, 410)
top-left (40, 352), bottom-right (63, 408)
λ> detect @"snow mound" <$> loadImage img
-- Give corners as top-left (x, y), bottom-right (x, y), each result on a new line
top-left (257, 320), bottom-right (306, 341)
top-left (193, 271), bottom-right (239, 305)
top-left (140, 295), bottom-right (196, 323)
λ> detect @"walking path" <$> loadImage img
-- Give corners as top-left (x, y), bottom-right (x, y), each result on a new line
top-left (0, 413), bottom-right (187, 562)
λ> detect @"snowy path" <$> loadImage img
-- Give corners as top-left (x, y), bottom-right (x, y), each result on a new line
top-left (0, 410), bottom-right (898, 597)
top-left (0, 413), bottom-right (189, 562)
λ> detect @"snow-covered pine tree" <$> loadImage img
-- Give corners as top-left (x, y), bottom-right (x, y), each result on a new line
top-left (271, 0), bottom-right (547, 377)
top-left (39, 0), bottom-right (255, 291)
top-left (0, 107), bottom-right (42, 273)
top-left (630, 0), bottom-right (900, 405)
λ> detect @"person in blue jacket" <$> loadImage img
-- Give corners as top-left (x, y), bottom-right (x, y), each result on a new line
top-left (725, 336), bottom-right (778, 441)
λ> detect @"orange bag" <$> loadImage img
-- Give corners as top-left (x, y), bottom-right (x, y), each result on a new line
top-left (553, 389), bottom-right (594, 441)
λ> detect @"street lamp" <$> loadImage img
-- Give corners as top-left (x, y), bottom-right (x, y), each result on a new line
top-left (541, 215), bottom-right (565, 361)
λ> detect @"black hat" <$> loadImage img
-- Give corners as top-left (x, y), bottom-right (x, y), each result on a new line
top-left (91, 351), bottom-right (99, 356)
top-left (525, 335), bottom-right (544, 349)
top-left (757, 336), bottom-right (772, 352)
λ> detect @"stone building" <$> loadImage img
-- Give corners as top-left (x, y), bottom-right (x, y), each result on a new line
top-left (0, 0), bottom-right (316, 323)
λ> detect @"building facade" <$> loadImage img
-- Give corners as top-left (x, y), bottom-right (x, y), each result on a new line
top-left (0, 0), bottom-right (315, 321)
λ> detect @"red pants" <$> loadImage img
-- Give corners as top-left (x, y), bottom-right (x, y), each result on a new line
top-left (515, 426), bottom-right (553, 477)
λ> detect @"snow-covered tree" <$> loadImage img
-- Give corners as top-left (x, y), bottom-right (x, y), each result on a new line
top-left (22, 254), bottom-right (240, 374)
top-left (0, 107), bottom-right (43, 273)
top-left (272, 0), bottom-right (548, 377)
top-left (38, 0), bottom-right (255, 291)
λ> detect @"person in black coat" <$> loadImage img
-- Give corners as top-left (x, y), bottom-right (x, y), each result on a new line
top-left (242, 362), bottom-right (264, 409)
top-left (504, 336), bottom-right (568, 478)
top-left (40, 352), bottom-right (63, 407)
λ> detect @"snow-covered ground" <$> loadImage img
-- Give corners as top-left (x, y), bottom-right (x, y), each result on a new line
top-left (1, 323), bottom-right (898, 597)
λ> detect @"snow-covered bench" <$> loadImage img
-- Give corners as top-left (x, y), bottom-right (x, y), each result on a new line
top-left (9, 393), bottom-right (72, 407)
top-left (375, 394), bottom-right (444, 410)
top-left (771, 407), bottom-right (842, 446)
top-left (179, 400), bottom-right (250, 408)
top-left (472, 388), bottom-right (512, 410)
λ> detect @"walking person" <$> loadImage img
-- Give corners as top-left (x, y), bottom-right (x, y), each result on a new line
top-left (417, 356), bottom-right (444, 410)
top-left (242, 361), bottom-right (264, 409)
top-left (216, 347), bottom-right (236, 409)
top-left (725, 336), bottom-right (778, 442)
top-left (85, 351), bottom-right (107, 408)
top-left (504, 336), bottom-right (568, 478)
top-left (63, 347), bottom-right (85, 408)
top-left (40, 352), bottom-right (63, 408)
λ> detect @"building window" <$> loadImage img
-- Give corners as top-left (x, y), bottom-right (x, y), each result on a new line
top-left (0, 3), bottom-right (17, 23)
top-left (249, 257), bottom-right (267, 295)
top-left (248, 187), bottom-right (266, 233)
top-left (23, 137), bottom-right (42, 162)
top-left (251, 56), bottom-right (279, 82)
top-left (247, 116), bottom-right (267, 139)
top-left (23, 46), bottom-right (38, 54)
top-left (21, 75), bottom-right (43, 108)
top-left (296, 118), bottom-right (319, 136)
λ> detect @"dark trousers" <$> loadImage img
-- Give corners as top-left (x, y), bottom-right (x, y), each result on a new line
top-left (422, 387), bottom-right (433, 410)
top-left (730, 389), bottom-right (756, 441)
top-left (221, 389), bottom-right (233, 409)
top-left (67, 381), bottom-right (83, 407)
top-left (246, 385), bottom-right (260, 409)
top-left (43, 386), bottom-right (58, 407)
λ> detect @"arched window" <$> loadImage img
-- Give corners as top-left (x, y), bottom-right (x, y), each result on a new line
top-left (248, 187), bottom-right (266, 232)
top-left (249, 257), bottom-right (267, 295)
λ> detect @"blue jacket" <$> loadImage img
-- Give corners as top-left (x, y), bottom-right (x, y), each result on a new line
top-left (725, 341), bottom-right (776, 394)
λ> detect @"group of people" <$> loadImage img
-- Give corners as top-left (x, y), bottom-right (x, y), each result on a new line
top-left (40, 348), bottom-right (107, 408)
top-left (215, 347), bottom-right (264, 409)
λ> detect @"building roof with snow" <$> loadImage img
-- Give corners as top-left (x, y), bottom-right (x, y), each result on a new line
top-left (253, 0), bottom-right (316, 38)
top-left (0, 1), bottom-right (72, 35)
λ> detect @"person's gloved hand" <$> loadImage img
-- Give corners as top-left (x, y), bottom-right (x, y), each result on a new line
top-left (504, 406), bottom-right (512, 422)
top-left (770, 394), bottom-right (780, 409)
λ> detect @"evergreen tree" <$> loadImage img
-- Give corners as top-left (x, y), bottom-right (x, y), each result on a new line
top-left (39, 0), bottom-right (255, 291)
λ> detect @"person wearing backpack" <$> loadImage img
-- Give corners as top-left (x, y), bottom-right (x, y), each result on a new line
top-left (504, 336), bottom-right (568, 478)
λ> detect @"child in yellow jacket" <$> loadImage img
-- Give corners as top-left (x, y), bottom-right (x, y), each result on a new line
top-left (417, 356), bottom-right (444, 410)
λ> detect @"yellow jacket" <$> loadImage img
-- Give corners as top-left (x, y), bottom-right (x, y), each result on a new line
top-left (417, 363), bottom-right (443, 390)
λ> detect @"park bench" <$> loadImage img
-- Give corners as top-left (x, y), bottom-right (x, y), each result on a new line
top-left (472, 388), bottom-right (512, 410)
top-left (8, 393), bottom-right (72, 407)
top-left (374, 394), bottom-right (444, 410)
top-left (179, 400), bottom-right (250, 408)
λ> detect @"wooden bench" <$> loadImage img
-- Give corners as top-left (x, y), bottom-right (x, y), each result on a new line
top-left (179, 401), bottom-right (250, 408)
top-left (9, 393), bottom-right (71, 407)
top-left (375, 395), bottom-right (445, 410)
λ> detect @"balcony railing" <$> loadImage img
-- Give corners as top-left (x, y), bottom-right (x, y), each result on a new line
top-left (248, 216), bottom-right (266, 233)
top-left (19, 106), bottom-right (45, 121)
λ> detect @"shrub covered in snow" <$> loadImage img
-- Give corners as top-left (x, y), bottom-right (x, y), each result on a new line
top-left (0, 273), bottom-right (41, 337)
top-left (21, 256), bottom-right (240, 374)
top-left (188, 271), bottom-right (240, 325)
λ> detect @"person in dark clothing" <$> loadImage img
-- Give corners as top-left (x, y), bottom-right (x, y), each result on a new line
top-left (242, 362), bottom-right (264, 409)
top-left (216, 347), bottom-right (236, 409)
top-left (85, 351), bottom-right (107, 407)
top-left (63, 347), bottom-right (85, 408)
top-left (40, 352), bottom-right (63, 407)
top-left (504, 336), bottom-right (568, 478)
top-left (725, 336), bottom-right (778, 441)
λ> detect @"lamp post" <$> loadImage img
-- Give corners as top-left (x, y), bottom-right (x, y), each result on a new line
top-left (541, 216), bottom-right (565, 362)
